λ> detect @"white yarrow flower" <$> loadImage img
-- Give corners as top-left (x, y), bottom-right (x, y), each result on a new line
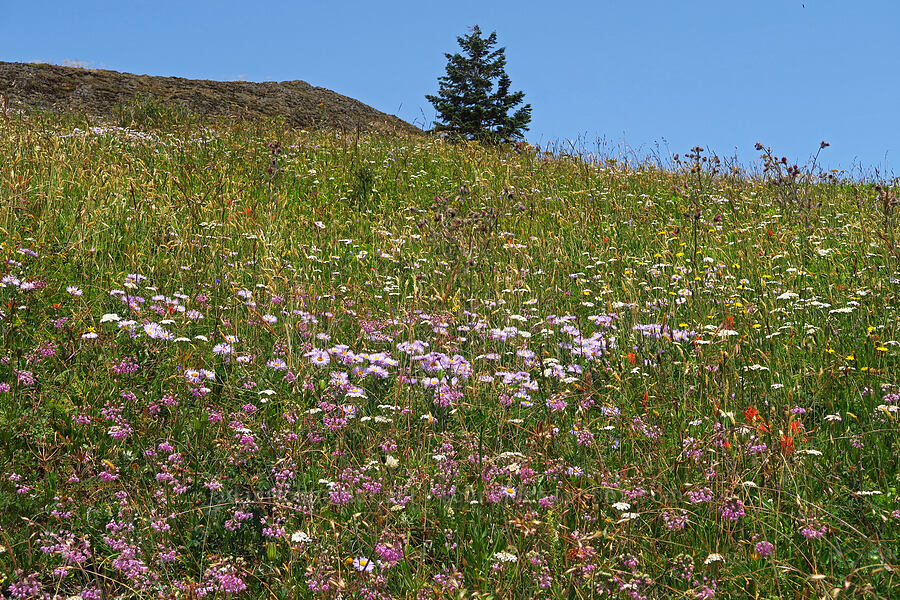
top-left (291, 531), bottom-right (311, 543)
top-left (493, 551), bottom-right (518, 563)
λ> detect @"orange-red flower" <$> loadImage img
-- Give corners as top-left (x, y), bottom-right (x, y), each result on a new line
top-left (780, 435), bottom-right (794, 455)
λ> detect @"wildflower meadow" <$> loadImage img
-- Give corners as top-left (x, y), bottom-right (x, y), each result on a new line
top-left (0, 109), bottom-right (898, 599)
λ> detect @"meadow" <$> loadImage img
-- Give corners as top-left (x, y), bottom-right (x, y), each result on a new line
top-left (0, 106), bottom-right (898, 599)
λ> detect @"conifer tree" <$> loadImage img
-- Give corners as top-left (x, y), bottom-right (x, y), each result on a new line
top-left (426, 26), bottom-right (532, 143)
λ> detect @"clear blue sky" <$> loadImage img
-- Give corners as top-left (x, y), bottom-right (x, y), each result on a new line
top-left (2, 1), bottom-right (896, 174)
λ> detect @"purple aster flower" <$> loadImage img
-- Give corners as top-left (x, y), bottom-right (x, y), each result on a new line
top-left (352, 556), bottom-right (375, 572)
top-left (304, 348), bottom-right (331, 366)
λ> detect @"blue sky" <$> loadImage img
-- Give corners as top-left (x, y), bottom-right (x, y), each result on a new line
top-left (2, 1), bottom-right (896, 174)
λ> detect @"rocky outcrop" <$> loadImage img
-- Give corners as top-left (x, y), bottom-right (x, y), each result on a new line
top-left (0, 61), bottom-right (420, 134)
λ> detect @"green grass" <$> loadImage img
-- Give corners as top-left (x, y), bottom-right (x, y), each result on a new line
top-left (0, 108), bottom-right (897, 599)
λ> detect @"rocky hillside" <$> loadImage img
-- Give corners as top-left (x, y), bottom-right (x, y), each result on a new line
top-left (0, 61), bottom-right (420, 133)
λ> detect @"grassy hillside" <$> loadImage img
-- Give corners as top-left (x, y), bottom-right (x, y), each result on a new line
top-left (0, 108), bottom-right (898, 599)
